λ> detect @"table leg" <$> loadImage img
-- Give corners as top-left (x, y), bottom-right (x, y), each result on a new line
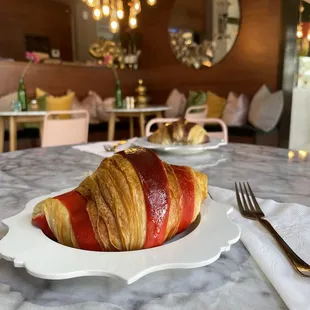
top-left (139, 113), bottom-right (146, 137)
top-left (156, 112), bottom-right (163, 128)
top-left (108, 112), bottom-right (116, 141)
top-left (129, 117), bottom-right (134, 138)
top-left (39, 121), bottom-right (44, 146)
top-left (156, 111), bottom-right (163, 119)
top-left (0, 117), bottom-right (4, 153)
top-left (9, 116), bottom-right (17, 152)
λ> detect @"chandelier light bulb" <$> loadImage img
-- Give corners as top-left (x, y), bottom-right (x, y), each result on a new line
top-left (93, 7), bottom-right (102, 20)
top-left (102, 5), bottom-right (110, 16)
top-left (110, 8), bottom-right (119, 33)
top-left (86, 0), bottom-right (95, 8)
top-left (129, 16), bottom-right (138, 29)
top-left (102, 0), bottom-right (110, 16)
top-left (147, 0), bottom-right (157, 6)
top-left (117, 10), bottom-right (124, 19)
top-left (110, 20), bottom-right (120, 33)
top-left (300, 4), bottom-right (305, 13)
top-left (297, 24), bottom-right (303, 39)
top-left (307, 30), bottom-right (310, 41)
top-left (133, 0), bottom-right (141, 14)
top-left (116, 0), bottom-right (124, 19)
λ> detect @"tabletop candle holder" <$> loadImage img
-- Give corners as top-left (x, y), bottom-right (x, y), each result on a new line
top-left (135, 79), bottom-right (149, 108)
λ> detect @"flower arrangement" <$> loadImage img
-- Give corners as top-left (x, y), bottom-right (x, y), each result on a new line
top-left (102, 55), bottom-right (119, 80)
top-left (102, 55), bottom-right (122, 108)
top-left (21, 52), bottom-right (40, 78)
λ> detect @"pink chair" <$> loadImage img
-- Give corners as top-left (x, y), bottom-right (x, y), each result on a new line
top-left (145, 117), bottom-right (228, 143)
top-left (41, 110), bottom-right (89, 148)
top-left (185, 105), bottom-right (208, 122)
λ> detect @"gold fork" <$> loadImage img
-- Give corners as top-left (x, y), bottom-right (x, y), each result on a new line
top-left (235, 182), bottom-right (310, 277)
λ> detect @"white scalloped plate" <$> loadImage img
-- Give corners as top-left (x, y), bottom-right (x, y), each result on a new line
top-left (133, 137), bottom-right (227, 155)
top-left (0, 188), bottom-right (240, 284)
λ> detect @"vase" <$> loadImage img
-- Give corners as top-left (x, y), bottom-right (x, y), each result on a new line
top-left (18, 77), bottom-right (29, 111)
top-left (114, 79), bottom-right (123, 109)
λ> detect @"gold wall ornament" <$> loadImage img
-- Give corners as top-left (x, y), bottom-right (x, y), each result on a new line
top-left (89, 39), bottom-right (125, 68)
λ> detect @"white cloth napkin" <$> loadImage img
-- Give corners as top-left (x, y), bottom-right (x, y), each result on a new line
top-left (72, 138), bottom-right (137, 158)
top-left (209, 186), bottom-right (310, 310)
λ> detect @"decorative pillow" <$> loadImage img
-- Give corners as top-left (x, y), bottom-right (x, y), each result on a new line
top-left (34, 88), bottom-right (47, 110)
top-left (249, 85), bottom-right (270, 110)
top-left (35, 88), bottom-right (47, 99)
top-left (185, 91), bottom-right (207, 114)
top-left (164, 89), bottom-right (187, 118)
top-left (45, 92), bottom-right (74, 112)
top-left (222, 92), bottom-right (249, 126)
top-left (80, 91), bottom-right (102, 124)
top-left (248, 86), bottom-right (284, 132)
top-left (0, 92), bottom-right (17, 112)
top-left (97, 97), bottom-right (115, 122)
top-left (206, 91), bottom-right (227, 118)
top-left (69, 93), bottom-right (83, 111)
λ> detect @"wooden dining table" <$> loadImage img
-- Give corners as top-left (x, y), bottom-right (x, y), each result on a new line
top-left (0, 111), bottom-right (47, 152)
top-left (105, 106), bottom-right (170, 141)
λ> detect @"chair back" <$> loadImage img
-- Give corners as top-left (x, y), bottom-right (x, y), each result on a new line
top-left (185, 105), bottom-right (208, 122)
top-left (41, 110), bottom-right (89, 148)
top-left (145, 117), bottom-right (228, 143)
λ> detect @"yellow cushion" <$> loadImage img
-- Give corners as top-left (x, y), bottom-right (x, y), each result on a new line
top-left (46, 92), bottom-right (74, 119)
top-left (35, 88), bottom-right (47, 99)
top-left (46, 92), bottom-right (74, 111)
top-left (206, 91), bottom-right (227, 118)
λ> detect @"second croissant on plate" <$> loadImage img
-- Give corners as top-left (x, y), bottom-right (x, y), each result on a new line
top-left (32, 148), bottom-right (208, 251)
top-left (148, 119), bottom-right (210, 145)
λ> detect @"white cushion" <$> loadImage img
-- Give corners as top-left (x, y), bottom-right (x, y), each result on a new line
top-left (97, 97), bottom-right (115, 122)
top-left (222, 92), bottom-right (249, 126)
top-left (248, 85), bottom-right (283, 132)
top-left (70, 90), bottom-right (100, 124)
top-left (164, 89), bottom-right (187, 118)
top-left (0, 92), bottom-right (17, 112)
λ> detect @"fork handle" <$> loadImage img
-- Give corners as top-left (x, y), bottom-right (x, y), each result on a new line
top-left (258, 218), bottom-right (309, 270)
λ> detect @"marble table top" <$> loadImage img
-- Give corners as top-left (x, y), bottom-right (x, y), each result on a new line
top-left (0, 111), bottom-right (47, 116)
top-left (105, 106), bottom-right (170, 113)
top-left (1, 143), bottom-right (309, 309)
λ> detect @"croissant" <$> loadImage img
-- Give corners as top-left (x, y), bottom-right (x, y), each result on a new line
top-left (148, 119), bottom-right (210, 145)
top-left (32, 148), bottom-right (208, 251)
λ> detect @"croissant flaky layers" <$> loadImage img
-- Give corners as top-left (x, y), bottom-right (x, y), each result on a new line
top-left (32, 148), bottom-right (208, 251)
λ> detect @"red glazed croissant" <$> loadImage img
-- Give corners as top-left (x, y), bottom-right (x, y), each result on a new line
top-left (32, 148), bottom-right (208, 251)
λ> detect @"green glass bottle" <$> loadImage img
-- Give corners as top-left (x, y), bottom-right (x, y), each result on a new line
top-left (18, 78), bottom-right (28, 111)
top-left (115, 79), bottom-right (123, 109)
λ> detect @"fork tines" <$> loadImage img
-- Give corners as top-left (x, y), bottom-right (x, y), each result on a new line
top-left (235, 182), bottom-right (264, 217)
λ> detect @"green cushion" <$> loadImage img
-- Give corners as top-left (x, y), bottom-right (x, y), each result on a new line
top-left (37, 94), bottom-right (48, 111)
top-left (185, 91), bottom-right (207, 113)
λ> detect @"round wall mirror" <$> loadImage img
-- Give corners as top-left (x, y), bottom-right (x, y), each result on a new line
top-left (168, 0), bottom-right (241, 69)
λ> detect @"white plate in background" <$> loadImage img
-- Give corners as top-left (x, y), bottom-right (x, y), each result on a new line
top-left (133, 137), bottom-right (227, 155)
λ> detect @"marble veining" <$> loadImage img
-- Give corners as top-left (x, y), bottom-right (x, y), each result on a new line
top-left (1, 143), bottom-right (308, 309)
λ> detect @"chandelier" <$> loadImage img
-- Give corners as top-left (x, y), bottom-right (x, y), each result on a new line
top-left (82, 0), bottom-right (157, 33)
